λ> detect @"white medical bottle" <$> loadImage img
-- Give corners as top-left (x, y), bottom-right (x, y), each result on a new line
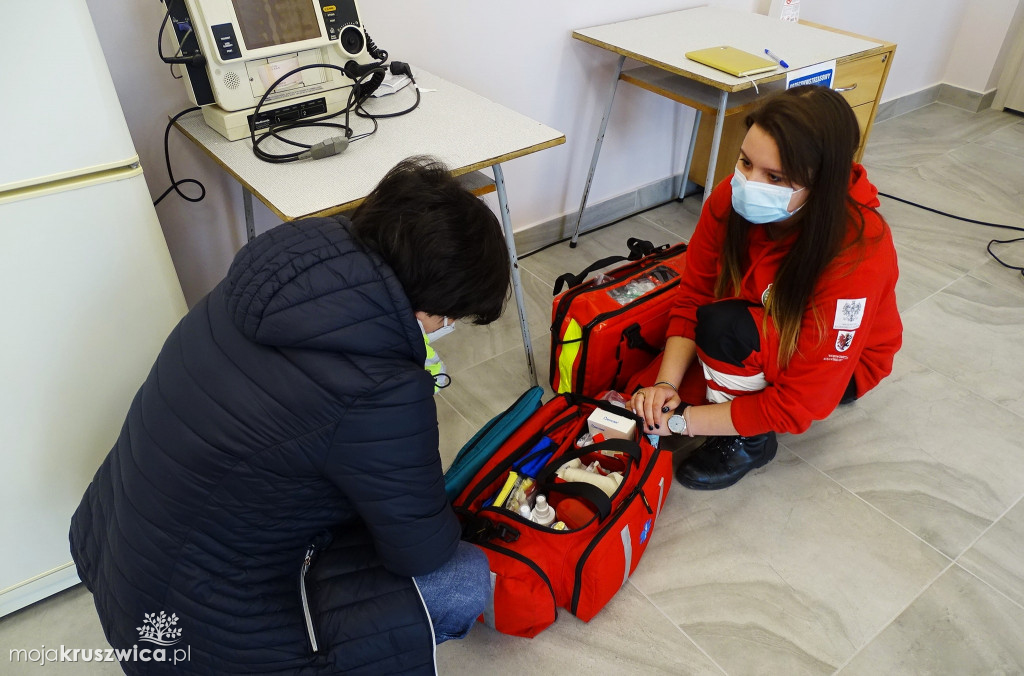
top-left (769, 0), bottom-right (800, 22)
top-left (530, 495), bottom-right (556, 527)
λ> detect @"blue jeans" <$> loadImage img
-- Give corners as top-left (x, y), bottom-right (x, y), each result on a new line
top-left (413, 541), bottom-right (490, 643)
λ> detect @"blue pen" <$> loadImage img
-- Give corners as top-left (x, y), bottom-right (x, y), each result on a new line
top-left (764, 49), bottom-right (789, 69)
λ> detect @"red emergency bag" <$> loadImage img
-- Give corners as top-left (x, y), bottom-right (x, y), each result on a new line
top-left (550, 238), bottom-right (688, 397)
top-left (451, 393), bottom-right (672, 638)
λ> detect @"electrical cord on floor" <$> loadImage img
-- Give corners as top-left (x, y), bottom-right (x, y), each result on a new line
top-left (154, 106), bottom-right (206, 206)
top-left (878, 192), bottom-right (1024, 281)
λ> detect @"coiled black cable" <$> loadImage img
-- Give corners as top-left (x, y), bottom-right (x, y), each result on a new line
top-left (879, 191), bottom-right (1024, 280)
top-left (154, 106), bottom-right (206, 206)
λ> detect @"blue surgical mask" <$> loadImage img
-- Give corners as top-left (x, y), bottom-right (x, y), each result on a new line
top-left (731, 171), bottom-right (805, 224)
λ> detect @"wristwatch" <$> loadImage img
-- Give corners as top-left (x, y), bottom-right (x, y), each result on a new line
top-left (667, 411), bottom-right (687, 435)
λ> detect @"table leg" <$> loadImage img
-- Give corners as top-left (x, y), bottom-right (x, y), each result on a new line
top-left (492, 163), bottom-right (538, 387)
top-left (678, 110), bottom-right (702, 200)
top-left (703, 90), bottom-right (729, 203)
top-left (243, 187), bottom-right (256, 242)
top-left (569, 54), bottom-right (626, 248)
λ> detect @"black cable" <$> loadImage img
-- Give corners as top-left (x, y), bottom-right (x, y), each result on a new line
top-left (249, 61), bottom-right (419, 163)
top-left (157, 4), bottom-right (204, 67)
top-left (878, 191), bottom-right (1024, 280)
top-left (520, 197), bottom-right (687, 259)
top-left (168, 29), bottom-right (193, 80)
top-left (355, 75), bottom-right (420, 120)
top-left (154, 107), bottom-right (206, 206)
top-left (247, 31), bottom-right (408, 162)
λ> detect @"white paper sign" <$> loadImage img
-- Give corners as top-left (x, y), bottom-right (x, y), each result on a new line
top-left (260, 57), bottom-right (303, 90)
top-left (786, 59), bottom-right (836, 89)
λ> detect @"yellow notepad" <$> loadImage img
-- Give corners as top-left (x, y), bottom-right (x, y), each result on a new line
top-left (685, 46), bottom-right (779, 77)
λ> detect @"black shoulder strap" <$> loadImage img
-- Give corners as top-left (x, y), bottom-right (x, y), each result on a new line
top-left (541, 481), bottom-right (612, 521)
top-left (552, 238), bottom-right (665, 295)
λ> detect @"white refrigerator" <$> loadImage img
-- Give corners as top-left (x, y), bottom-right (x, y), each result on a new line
top-left (0, 1), bottom-right (188, 615)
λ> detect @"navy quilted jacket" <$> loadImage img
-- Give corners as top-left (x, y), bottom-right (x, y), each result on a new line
top-left (70, 217), bottom-right (458, 674)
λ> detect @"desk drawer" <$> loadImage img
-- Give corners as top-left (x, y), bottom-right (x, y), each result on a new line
top-left (834, 52), bottom-right (889, 108)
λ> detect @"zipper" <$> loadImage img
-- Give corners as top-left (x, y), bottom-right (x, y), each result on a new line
top-left (477, 540), bottom-right (556, 605)
top-left (450, 387), bottom-right (540, 469)
top-left (575, 280), bottom-right (679, 395)
top-left (550, 244), bottom-right (686, 334)
top-left (300, 545), bottom-right (319, 654)
top-left (570, 441), bottom-right (663, 614)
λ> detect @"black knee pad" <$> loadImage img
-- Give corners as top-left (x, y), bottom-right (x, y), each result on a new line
top-left (695, 299), bottom-right (760, 367)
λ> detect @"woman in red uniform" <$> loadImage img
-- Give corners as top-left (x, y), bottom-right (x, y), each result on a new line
top-left (630, 85), bottom-right (901, 490)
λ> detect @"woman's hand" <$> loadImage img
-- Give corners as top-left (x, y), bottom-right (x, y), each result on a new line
top-left (629, 383), bottom-right (681, 436)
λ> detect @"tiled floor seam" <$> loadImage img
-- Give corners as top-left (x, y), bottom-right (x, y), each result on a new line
top-left (891, 270), bottom-right (967, 316)
top-left (967, 136), bottom-right (1024, 163)
top-left (625, 579), bottom-right (731, 676)
top-left (829, 559), bottom-right (956, 674)
top-left (780, 441), bottom-right (953, 564)
top-left (436, 393), bottom-right (476, 435)
top-left (906, 358), bottom-right (1024, 426)
top-left (950, 560), bottom-right (1024, 616)
top-left (948, 489), bottom-right (1024, 612)
top-left (635, 210), bottom-right (694, 242)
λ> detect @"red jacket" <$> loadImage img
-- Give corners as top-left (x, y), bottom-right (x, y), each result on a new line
top-left (667, 164), bottom-right (901, 435)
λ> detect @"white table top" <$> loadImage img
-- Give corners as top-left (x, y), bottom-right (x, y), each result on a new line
top-left (175, 69), bottom-right (564, 220)
top-left (573, 7), bottom-right (883, 92)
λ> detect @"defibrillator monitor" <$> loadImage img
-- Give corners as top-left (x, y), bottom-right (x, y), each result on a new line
top-left (163, 0), bottom-right (378, 140)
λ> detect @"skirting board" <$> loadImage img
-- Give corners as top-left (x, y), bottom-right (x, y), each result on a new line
top-left (876, 83), bottom-right (997, 122)
top-left (0, 563), bottom-right (81, 618)
top-left (513, 174), bottom-right (695, 255)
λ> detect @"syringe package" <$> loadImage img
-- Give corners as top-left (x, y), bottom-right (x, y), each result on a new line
top-left (550, 238), bottom-right (688, 397)
top-left (449, 393), bottom-right (673, 638)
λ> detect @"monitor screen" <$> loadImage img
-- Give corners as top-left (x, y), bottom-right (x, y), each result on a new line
top-left (231, 0), bottom-right (322, 51)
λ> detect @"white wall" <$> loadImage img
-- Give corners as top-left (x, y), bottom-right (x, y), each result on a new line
top-left (84, 0), bottom-right (1018, 307)
top-left (944, 0), bottom-right (1023, 92)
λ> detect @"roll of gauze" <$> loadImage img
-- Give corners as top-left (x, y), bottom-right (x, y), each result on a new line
top-left (557, 467), bottom-right (622, 496)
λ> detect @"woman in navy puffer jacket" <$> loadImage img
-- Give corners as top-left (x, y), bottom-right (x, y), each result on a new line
top-left (70, 157), bottom-right (511, 674)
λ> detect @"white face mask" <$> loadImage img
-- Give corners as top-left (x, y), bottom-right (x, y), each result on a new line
top-left (731, 171), bottom-right (805, 224)
top-left (421, 316), bottom-right (454, 343)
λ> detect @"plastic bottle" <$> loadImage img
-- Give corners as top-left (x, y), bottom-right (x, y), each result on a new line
top-left (519, 504), bottom-right (532, 519)
top-left (530, 495), bottom-right (556, 526)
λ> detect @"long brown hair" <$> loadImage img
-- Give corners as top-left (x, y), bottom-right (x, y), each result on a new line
top-left (715, 86), bottom-right (864, 366)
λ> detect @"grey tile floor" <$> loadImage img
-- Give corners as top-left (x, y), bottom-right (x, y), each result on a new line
top-left (2, 103), bottom-right (1023, 675)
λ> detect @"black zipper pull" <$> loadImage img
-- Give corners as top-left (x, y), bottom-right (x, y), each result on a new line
top-left (637, 487), bottom-right (653, 514)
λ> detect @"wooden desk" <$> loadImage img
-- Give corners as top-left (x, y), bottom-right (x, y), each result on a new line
top-left (175, 69), bottom-right (565, 386)
top-left (570, 7), bottom-right (894, 244)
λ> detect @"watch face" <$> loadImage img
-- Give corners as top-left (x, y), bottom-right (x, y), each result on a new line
top-left (668, 414), bottom-right (686, 434)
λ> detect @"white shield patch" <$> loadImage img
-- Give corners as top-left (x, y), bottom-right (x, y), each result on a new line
top-left (836, 330), bottom-right (855, 352)
top-left (834, 298), bottom-right (866, 330)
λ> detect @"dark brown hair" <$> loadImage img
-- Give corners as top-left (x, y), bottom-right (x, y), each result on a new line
top-left (350, 156), bottom-right (510, 324)
top-left (715, 85), bottom-right (867, 366)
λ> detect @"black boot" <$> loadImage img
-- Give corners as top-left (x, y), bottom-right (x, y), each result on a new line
top-left (675, 432), bottom-right (778, 490)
